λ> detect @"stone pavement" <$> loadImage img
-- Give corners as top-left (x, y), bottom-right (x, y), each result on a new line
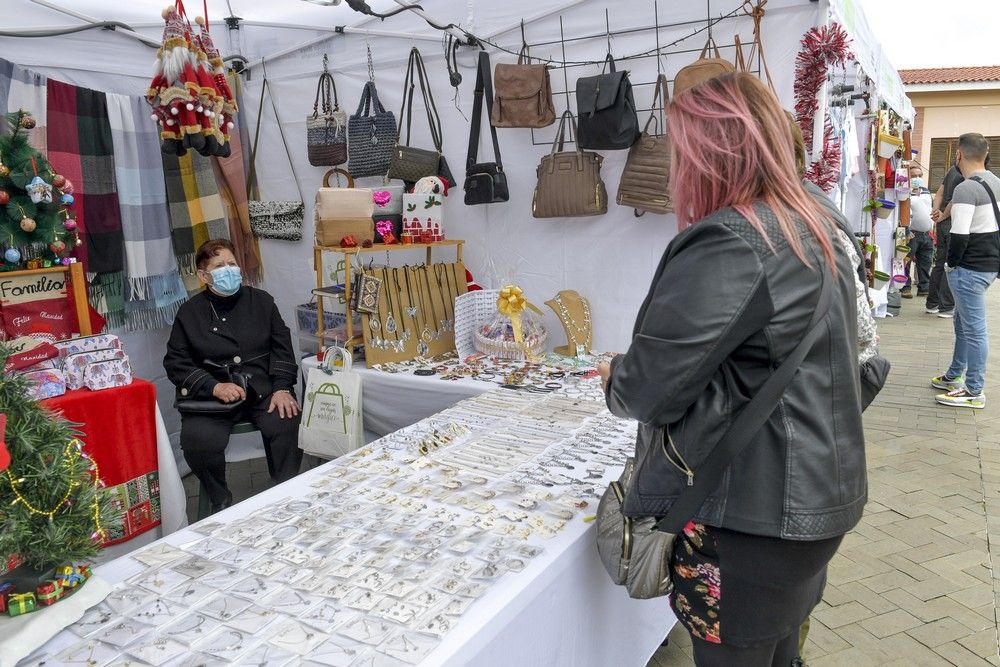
top-left (651, 287), bottom-right (1000, 666)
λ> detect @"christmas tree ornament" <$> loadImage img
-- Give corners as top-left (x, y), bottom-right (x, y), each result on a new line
top-left (49, 240), bottom-right (66, 255)
top-left (42, 260), bottom-right (52, 268)
top-left (61, 257), bottom-right (72, 266)
top-left (63, 219), bottom-right (77, 231)
top-left (0, 164), bottom-right (9, 178)
top-left (147, 5), bottom-right (207, 156)
top-left (20, 217), bottom-right (36, 233)
top-left (0, 190), bottom-right (8, 205)
top-left (61, 180), bottom-right (74, 195)
top-left (26, 176), bottom-right (53, 204)
top-left (74, 237), bottom-right (83, 248)
top-left (5, 248), bottom-right (21, 264)
top-left (19, 114), bottom-right (36, 129)
top-left (61, 193), bottom-right (74, 206)
top-left (52, 174), bottom-right (66, 188)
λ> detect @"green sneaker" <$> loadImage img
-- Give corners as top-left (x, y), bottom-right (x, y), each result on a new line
top-left (931, 374), bottom-right (964, 391)
top-left (935, 389), bottom-right (986, 409)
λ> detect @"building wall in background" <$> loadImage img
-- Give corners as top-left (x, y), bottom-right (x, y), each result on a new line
top-left (908, 88), bottom-right (1000, 187)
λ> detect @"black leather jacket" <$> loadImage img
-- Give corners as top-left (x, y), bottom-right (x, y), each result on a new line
top-left (606, 203), bottom-right (866, 540)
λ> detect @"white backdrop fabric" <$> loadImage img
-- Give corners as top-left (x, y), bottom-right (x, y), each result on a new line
top-left (2, 0), bottom-right (909, 459)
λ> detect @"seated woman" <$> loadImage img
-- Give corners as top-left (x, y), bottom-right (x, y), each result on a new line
top-left (164, 239), bottom-right (301, 512)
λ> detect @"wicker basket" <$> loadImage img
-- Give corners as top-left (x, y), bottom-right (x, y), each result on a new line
top-left (473, 315), bottom-right (548, 360)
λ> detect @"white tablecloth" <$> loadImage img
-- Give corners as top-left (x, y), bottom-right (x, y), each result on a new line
top-left (301, 356), bottom-right (492, 436)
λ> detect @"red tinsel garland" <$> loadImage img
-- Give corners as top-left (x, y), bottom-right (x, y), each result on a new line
top-left (793, 23), bottom-right (853, 193)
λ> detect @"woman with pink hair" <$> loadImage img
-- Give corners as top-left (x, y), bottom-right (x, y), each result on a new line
top-left (599, 73), bottom-right (866, 666)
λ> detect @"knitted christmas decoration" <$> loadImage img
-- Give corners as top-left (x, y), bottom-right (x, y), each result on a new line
top-left (793, 23), bottom-right (853, 193)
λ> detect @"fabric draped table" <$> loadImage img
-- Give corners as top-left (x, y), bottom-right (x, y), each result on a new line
top-left (41, 378), bottom-right (186, 545)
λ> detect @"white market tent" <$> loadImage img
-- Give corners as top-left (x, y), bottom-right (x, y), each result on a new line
top-left (1, 0), bottom-right (913, 456)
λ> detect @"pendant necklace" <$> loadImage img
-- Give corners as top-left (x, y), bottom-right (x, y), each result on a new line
top-left (554, 293), bottom-right (592, 353)
top-left (368, 271), bottom-right (381, 334)
top-left (421, 266), bottom-right (441, 341)
top-left (438, 264), bottom-right (454, 333)
top-left (403, 266), bottom-right (419, 320)
top-left (382, 267), bottom-right (397, 336)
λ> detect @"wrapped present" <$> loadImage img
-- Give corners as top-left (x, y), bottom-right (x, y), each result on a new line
top-left (36, 580), bottom-right (64, 606)
top-left (0, 582), bottom-right (15, 614)
top-left (473, 286), bottom-right (548, 361)
top-left (54, 564), bottom-right (92, 590)
top-left (8, 592), bottom-right (36, 616)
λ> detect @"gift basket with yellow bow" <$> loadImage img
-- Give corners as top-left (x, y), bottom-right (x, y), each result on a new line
top-left (473, 285), bottom-right (548, 360)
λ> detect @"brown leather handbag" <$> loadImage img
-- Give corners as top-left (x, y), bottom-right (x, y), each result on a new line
top-left (673, 37), bottom-right (735, 96)
top-left (617, 75), bottom-right (672, 216)
top-left (491, 44), bottom-right (556, 129)
top-left (532, 111), bottom-right (607, 219)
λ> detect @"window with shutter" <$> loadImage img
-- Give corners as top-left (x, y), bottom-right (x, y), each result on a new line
top-left (928, 136), bottom-right (1000, 193)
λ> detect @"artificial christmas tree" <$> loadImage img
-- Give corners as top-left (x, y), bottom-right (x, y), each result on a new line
top-left (0, 344), bottom-right (117, 571)
top-left (0, 109), bottom-right (80, 270)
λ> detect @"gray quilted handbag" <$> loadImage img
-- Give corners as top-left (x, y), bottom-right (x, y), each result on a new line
top-left (616, 75), bottom-right (672, 216)
top-left (348, 81), bottom-right (397, 178)
top-left (249, 200), bottom-right (304, 241)
top-left (596, 276), bottom-right (833, 599)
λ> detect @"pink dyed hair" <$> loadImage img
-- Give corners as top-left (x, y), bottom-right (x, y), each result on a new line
top-left (668, 73), bottom-right (836, 271)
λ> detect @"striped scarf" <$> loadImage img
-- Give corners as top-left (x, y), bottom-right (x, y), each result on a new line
top-left (105, 93), bottom-right (187, 330)
top-left (0, 59), bottom-right (47, 153)
top-left (212, 128), bottom-right (263, 285)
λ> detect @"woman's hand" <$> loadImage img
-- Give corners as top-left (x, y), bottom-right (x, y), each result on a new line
top-left (598, 361), bottom-right (612, 392)
top-left (212, 382), bottom-right (246, 403)
top-left (268, 390), bottom-right (300, 419)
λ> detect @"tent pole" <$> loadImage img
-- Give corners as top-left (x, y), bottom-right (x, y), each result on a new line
top-left (28, 0), bottom-right (160, 47)
top-left (240, 20), bottom-right (446, 42)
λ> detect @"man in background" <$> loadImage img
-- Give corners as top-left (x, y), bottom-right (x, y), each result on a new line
top-left (933, 133), bottom-right (1000, 408)
top-left (926, 160), bottom-right (965, 316)
top-left (902, 164), bottom-right (935, 298)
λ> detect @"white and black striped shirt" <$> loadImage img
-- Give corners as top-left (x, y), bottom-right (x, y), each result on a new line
top-left (948, 170), bottom-right (1000, 273)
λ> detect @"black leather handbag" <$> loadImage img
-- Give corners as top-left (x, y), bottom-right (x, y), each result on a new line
top-left (576, 53), bottom-right (641, 150)
top-left (465, 52), bottom-right (509, 206)
top-left (387, 48), bottom-right (447, 184)
top-left (175, 362), bottom-right (250, 415)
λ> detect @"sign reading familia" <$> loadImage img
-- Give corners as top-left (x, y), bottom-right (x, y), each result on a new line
top-left (0, 273), bottom-right (72, 340)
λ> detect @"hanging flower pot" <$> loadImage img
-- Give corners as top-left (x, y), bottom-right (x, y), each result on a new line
top-left (895, 244), bottom-right (911, 261)
top-left (875, 199), bottom-right (895, 220)
top-left (878, 133), bottom-right (903, 159)
top-left (872, 270), bottom-right (890, 290)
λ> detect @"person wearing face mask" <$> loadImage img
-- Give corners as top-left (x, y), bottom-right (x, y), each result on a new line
top-left (164, 239), bottom-right (302, 512)
top-left (902, 164), bottom-right (935, 298)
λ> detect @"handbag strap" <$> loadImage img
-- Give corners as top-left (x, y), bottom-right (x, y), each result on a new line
top-left (323, 168), bottom-right (356, 188)
top-left (247, 68), bottom-right (304, 203)
top-left (601, 53), bottom-right (617, 74)
top-left (397, 48), bottom-right (443, 151)
top-left (643, 74), bottom-right (670, 135)
top-left (654, 271), bottom-right (834, 534)
top-left (971, 176), bottom-right (1000, 254)
top-left (467, 51), bottom-right (503, 169)
top-left (742, 0), bottom-right (776, 92)
top-left (699, 36), bottom-right (723, 60)
top-left (516, 42), bottom-right (533, 65)
top-left (312, 72), bottom-right (341, 118)
top-left (550, 110), bottom-right (581, 155)
top-left (354, 80), bottom-right (385, 118)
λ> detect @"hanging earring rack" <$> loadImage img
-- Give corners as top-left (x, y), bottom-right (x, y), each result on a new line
top-left (530, 0), bottom-right (762, 147)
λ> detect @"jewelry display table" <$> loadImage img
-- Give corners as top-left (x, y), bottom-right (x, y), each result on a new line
top-left (27, 385), bottom-right (673, 667)
top-left (301, 352), bottom-right (603, 437)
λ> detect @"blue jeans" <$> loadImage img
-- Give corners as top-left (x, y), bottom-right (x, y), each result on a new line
top-left (946, 267), bottom-right (997, 394)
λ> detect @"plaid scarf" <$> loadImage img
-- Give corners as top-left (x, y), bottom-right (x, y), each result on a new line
top-left (106, 93), bottom-right (187, 330)
top-left (212, 128), bottom-right (263, 285)
top-left (0, 58), bottom-right (47, 153)
top-left (46, 79), bottom-right (126, 327)
top-left (162, 151), bottom-right (230, 294)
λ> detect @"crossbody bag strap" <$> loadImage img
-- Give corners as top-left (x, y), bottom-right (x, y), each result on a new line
top-left (971, 176), bottom-right (1000, 260)
top-left (247, 66), bottom-right (304, 203)
top-left (467, 51), bottom-right (502, 169)
top-left (412, 50), bottom-right (443, 152)
top-left (654, 271), bottom-right (834, 533)
top-left (397, 50), bottom-right (417, 145)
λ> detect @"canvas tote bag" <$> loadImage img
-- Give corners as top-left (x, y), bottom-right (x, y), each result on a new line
top-left (617, 74), bottom-right (673, 216)
top-left (299, 347), bottom-right (364, 459)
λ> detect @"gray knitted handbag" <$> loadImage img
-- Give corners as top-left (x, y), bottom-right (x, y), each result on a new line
top-left (348, 81), bottom-right (397, 178)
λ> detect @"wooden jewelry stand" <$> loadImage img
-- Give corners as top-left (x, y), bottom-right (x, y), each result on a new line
top-left (545, 290), bottom-right (592, 357)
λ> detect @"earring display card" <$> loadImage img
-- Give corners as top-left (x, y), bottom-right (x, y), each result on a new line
top-left (361, 262), bottom-right (468, 367)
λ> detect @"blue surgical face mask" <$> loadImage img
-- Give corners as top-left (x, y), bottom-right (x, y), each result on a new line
top-left (208, 265), bottom-right (242, 296)
top-left (911, 177), bottom-right (925, 189)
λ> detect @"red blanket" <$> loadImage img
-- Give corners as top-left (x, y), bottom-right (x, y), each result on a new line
top-left (43, 378), bottom-right (160, 545)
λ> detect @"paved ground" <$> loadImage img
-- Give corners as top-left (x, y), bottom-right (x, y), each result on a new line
top-left (182, 288), bottom-right (1000, 666)
top-left (652, 288), bottom-right (1000, 666)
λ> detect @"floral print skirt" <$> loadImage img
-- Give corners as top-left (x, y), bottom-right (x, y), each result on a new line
top-left (669, 522), bottom-right (843, 648)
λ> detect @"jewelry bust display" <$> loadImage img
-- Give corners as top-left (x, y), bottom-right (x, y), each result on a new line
top-left (545, 290), bottom-right (593, 357)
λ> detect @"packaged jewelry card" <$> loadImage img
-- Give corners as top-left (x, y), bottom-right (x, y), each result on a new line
top-left (413, 612), bottom-right (459, 639)
top-left (261, 588), bottom-right (323, 616)
top-left (95, 617), bottom-right (153, 648)
top-left (129, 567), bottom-right (191, 597)
top-left (371, 598), bottom-right (424, 626)
top-left (193, 565), bottom-right (243, 590)
top-left (194, 626), bottom-right (256, 661)
top-left (227, 574), bottom-right (285, 600)
top-left (198, 592), bottom-right (254, 622)
top-left (377, 630), bottom-right (440, 665)
top-left (337, 615), bottom-right (398, 646)
top-left (226, 605), bottom-right (285, 634)
top-left (160, 612), bottom-right (220, 644)
top-left (53, 639), bottom-right (122, 666)
top-left (246, 555), bottom-right (288, 578)
top-left (300, 637), bottom-right (371, 667)
top-left (170, 556), bottom-right (222, 580)
top-left (104, 586), bottom-right (157, 615)
top-left (124, 635), bottom-right (189, 666)
top-left (130, 543), bottom-right (189, 568)
top-left (184, 537), bottom-right (241, 560)
top-left (299, 600), bottom-right (358, 631)
top-left (230, 642), bottom-right (298, 667)
top-left (132, 598), bottom-right (185, 627)
top-left (71, 602), bottom-right (117, 637)
top-left (162, 579), bottom-right (218, 606)
top-left (263, 617), bottom-right (331, 656)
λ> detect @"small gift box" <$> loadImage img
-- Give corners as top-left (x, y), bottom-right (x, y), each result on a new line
top-left (36, 580), bottom-right (64, 606)
top-left (0, 582), bottom-right (15, 614)
top-left (8, 591), bottom-right (36, 616)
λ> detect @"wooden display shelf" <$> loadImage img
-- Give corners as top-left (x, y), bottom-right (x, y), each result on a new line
top-left (312, 241), bottom-right (465, 348)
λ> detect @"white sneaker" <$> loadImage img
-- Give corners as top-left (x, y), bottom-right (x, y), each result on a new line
top-left (936, 310), bottom-right (955, 318)
top-left (925, 306), bottom-right (940, 314)
top-left (936, 389), bottom-right (986, 409)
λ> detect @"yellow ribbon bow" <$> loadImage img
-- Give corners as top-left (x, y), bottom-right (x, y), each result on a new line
top-left (496, 285), bottom-right (544, 348)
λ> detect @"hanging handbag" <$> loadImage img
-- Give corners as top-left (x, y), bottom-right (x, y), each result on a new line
top-left (491, 43), bottom-right (556, 129)
top-left (306, 58), bottom-right (348, 167)
top-left (315, 168), bottom-right (375, 246)
top-left (247, 78), bottom-right (305, 241)
top-left (597, 275), bottom-right (833, 599)
top-left (387, 48), bottom-right (447, 184)
top-left (617, 74), bottom-right (672, 216)
top-left (673, 36), bottom-right (736, 96)
top-left (575, 53), bottom-right (641, 150)
top-left (465, 52), bottom-right (509, 206)
top-left (532, 111), bottom-right (607, 219)
top-left (347, 81), bottom-right (397, 178)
